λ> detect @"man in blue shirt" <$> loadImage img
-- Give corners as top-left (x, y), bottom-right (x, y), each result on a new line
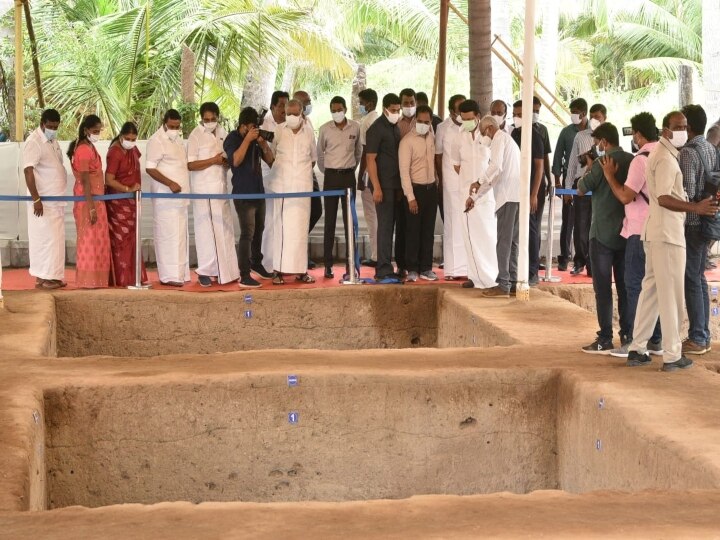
top-left (224, 107), bottom-right (275, 288)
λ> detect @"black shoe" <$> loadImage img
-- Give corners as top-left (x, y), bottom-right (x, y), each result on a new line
top-left (582, 338), bottom-right (614, 355)
top-left (462, 279), bottom-right (475, 289)
top-left (662, 356), bottom-right (694, 372)
top-left (251, 264), bottom-right (273, 280)
top-left (539, 263), bottom-right (546, 271)
top-left (558, 261), bottom-right (568, 272)
top-left (570, 265), bottom-right (585, 276)
top-left (239, 276), bottom-right (262, 288)
top-left (626, 350), bottom-right (651, 367)
top-left (439, 262), bottom-right (444, 269)
top-left (307, 259), bottom-right (317, 270)
top-left (361, 259), bottom-right (377, 267)
top-left (375, 273), bottom-right (400, 281)
top-left (398, 268), bottom-right (408, 279)
top-left (587, 268), bottom-right (593, 278)
top-left (324, 267), bottom-right (334, 279)
top-left (198, 275), bottom-right (213, 287)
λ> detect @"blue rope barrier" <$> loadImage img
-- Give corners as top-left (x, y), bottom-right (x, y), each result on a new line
top-left (0, 189), bottom-right (345, 203)
top-left (556, 188), bottom-right (592, 196)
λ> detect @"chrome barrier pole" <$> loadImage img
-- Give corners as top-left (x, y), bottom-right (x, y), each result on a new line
top-left (342, 188), bottom-right (361, 285)
top-left (128, 190), bottom-right (151, 290)
top-left (541, 184), bottom-right (561, 283)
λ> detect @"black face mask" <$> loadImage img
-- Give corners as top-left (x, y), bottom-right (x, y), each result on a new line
top-left (631, 139), bottom-right (640, 154)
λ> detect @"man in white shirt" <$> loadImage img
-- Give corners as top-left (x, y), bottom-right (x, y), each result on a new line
top-left (467, 115), bottom-right (521, 298)
top-left (435, 94), bottom-right (467, 280)
top-left (357, 88), bottom-right (380, 267)
top-left (271, 99), bottom-right (317, 284)
top-left (452, 100), bottom-right (498, 289)
top-left (146, 109), bottom-right (191, 286)
top-left (23, 109), bottom-right (67, 289)
top-left (260, 90), bottom-right (290, 274)
top-left (187, 102), bottom-right (240, 287)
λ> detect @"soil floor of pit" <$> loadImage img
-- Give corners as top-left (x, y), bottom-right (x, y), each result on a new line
top-left (1, 287), bottom-right (720, 538)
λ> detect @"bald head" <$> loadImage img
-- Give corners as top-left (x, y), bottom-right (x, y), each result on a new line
top-left (293, 91), bottom-right (312, 115)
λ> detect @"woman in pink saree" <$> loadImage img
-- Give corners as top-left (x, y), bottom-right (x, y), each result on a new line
top-left (68, 114), bottom-right (111, 288)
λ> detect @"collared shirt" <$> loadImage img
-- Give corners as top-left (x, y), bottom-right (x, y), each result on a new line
top-left (187, 124), bottom-right (228, 189)
top-left (552, 123), bottom-right (581, 180)
top-left (260, 113), bottom-right (280, 178)
top-left (622, 141), bottom-right (658, 238)
top-left (477, 129), bottom-right (521, 210)
top-left (398, 115), bottom-right (416, 139)
top-left (223, 130), bottom-right (264, 195)
top-left (146, 126), bottom-right (190, 205)
top-left (316, 119), bottom-right (362, 172)
top-left (579, 146), bottom-right (634, 250)
top-left (435, 117), bottom-right (462, 158)
top-left (451, 127), bottom-right (491, 198)
top-left (359, 110), bottom-right (379, 146)
top-left (535, 122), bottom-right (552, 155)
top-left (23, 127), bottom-right (67, 206)
top-left (679, 134), bottom-right (718, 229)
top-left (365, 114), bottom-right (402, 189)
top-left (565, 128), bottom-right (594, 188)
top-left (399, 128), bottom-right (436, 201)
top-left (271, 121), bottom-right (317, 192)
top-left (643, 137), bottom-right (687, 247)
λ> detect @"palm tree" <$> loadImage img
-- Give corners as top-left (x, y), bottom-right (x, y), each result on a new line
top-left (469, 0), bottom-right (493, 112)
top-left (703, 0), bottom-right (720, 121)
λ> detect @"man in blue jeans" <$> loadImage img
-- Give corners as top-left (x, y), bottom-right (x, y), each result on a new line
top-left (599, 112), bottom-right (663, 357)
top-left (679, 104), bottom-right (718, 355)
top-left (577, 123), bottom-right (634, 354)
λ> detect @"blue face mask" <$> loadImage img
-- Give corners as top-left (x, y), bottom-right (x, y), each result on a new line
top-left (359, 104), bottom-right (367, 116)
top-left (595, 144), bottom-right (606, 158)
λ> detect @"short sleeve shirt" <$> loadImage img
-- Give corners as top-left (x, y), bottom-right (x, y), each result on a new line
top-left (511, 127), bottom-right (544, 191)
top-left (365, 114), bottom-right (401, 189)
top-left (23, 127), bottom-right (67, 206)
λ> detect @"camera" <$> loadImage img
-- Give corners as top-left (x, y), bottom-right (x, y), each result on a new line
top-left (257, 107), bottom-right (274, 143)
top-left (622, 127), bottom-right (633, 137)
top-left (579, 146), bottom-right (599, 168)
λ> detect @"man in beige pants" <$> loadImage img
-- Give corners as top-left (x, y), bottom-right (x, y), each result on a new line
top-left (626, 111), bottom-right (718, 371)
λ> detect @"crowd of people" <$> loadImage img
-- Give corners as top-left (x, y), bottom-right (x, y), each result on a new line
top-left (22, 89), bottom-right (720, 370)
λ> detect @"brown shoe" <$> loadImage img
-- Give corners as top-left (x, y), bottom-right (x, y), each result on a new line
top-left (682, 339), bottom-right (709, 355)
top-left (482, 286), bottom-right (510, 298)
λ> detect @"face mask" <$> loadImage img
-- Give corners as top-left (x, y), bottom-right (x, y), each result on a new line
top-left (204, 122), bottom-right (217, 132)
top-left (121, 139), bottom-right (136, 150)
top-left (595, 144), bottom-right (605, 158)
top-left (402, 106), bottom-right (416, 118)
top-left (589, 118), bottom-right (602, 131)
top-left (455, 114), bottom-right (463, 124)
top-left (533, 112), bottom-right (540, 124)
top-left (88, 133), bottom-right (100, 143)
top-left (331, 111), bottom-right (346, 124)
top-left (359, 104), bottom-right (367, 116)
top-left (513, 117), bottom-right (522, 129)
top-left (415, 123), bottom-right (430, 136)
top-left (669, 130), bottom-right (688, 148)
top-left (385, 110), bottom-right (401, 124)
top-left (286, 114), bottom-right (302, 129)
top-left (303, 104), bottom-right (313, 116)
top-left (462, 119), bottom-right (477, 132)
top-left (491, 115), bottom-right (505, 127)
top-left (571, 113), bottom-right (582, 125)
top-left (44, 128), bottom-right (57, 141)
top-left (481, 135), bottom-right (492, 148)
top-left (166, 129), bottom-right (180, 141)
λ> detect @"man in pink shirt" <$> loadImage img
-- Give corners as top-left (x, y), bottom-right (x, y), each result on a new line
top-left (599, 112), bottom-right (663, 357)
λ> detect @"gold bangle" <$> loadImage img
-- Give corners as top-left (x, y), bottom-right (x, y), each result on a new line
top-left (33, 198), bottom-right (41, 204)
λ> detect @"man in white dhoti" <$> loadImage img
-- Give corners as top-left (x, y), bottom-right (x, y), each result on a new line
top-left (23, 109), bottom-right (68, 289)
top-left (146, 109), bottom-right (191, 286)
top-left (435, 94), bottom-right (467, 280)
top-left (260, 90), bottom-right (290, 274)
top-left (271, 99), bottom-right (317, 284)
top-left (451, 99), bottom-right (498, 290)
top-left (187, 102), bottom-right (240, 287)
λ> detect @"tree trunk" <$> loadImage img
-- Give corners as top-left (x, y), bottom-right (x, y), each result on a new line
top-left (23, 0), bottom-right (43, 108)
top-left (703, 0), bottom-right (720, 123)
top-left (491, 0), bottom-right (512, 104)
top-left (351, 63), bottom-right (366, 120)
top-left (469, 0), bottom-right (493, 114)
top-left (537, 0), bottom-right (559, 99)
top-left (280, 62), bottom-right (295, 92)
top-left (181, 45), bottom-right (195, 104)
top-left (241, 58), bottom-right (278, 110)
top-left (679, 65), bottom-right (693, 108)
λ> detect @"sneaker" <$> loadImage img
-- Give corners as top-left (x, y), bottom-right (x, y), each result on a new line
top-left (251, 264), bottom-right (273, 280)
top-left (406, 271), bottom-right (419, 282)
top-left (581, 338), bottom-right (614, 355)
top-left (647, 340), bottom-right (664, 356)
top-left (482, 286), bottom-right (510, 298)
top-left (682, 339), bottom-right (709, 355)
top-left (462, 279), bottom-right (475, 289)
top-left (662, 356), bottom-right (694, 372)
top-left (609, 343), bottom-right (630, 358)
top-left (420, 270), bottom-right (439, 281)
top-left (627, 350), bottom-right (651, 367)
top-left (198, 275), bottom-right (213, 287)
top-left (239, 276), bottom-right (262, 288)
top-left (570, 265), bottom-right (585, 276)
top-left (324, 267), bottom-right (334, 279)
top-left (361, 259), bottom-right (377, 267)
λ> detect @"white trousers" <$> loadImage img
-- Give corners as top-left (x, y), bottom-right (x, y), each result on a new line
top-left (28, 204), bottom-right (66, 281)
top-left (462, 195), bottom-right (498, 289)
top-left (192, 197), bottom-right (240, 284)
top-left (273, 196), bottom-right (310, 274)
top-left (153, 202), bottom-right (191, 283)
top-left (443, 185), bottom-right (468, 277)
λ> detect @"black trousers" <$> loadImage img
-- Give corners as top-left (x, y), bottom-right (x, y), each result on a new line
top-left (573, 193), bottom-right (592, 270)
top-left (405, 183), bottom-right (438, 273)
top-left (375, 186), bottom-right (406, 278)
top-left (559, 197), bottom-right (574, 263)
top-left (589, 238), bottom-right (628, 342)
top-left (233, 199), bottom-right (265, 277)
top-left (529, 183), bottom-right (546, 279)
top-left (323, 169), bottom-right (355, 268)
top-left (309, 176), bottom-right (322, 233)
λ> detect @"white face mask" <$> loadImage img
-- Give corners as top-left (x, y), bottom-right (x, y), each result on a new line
top-left (481, 135), bottom-right (492, 148)
top-left (88, 133), bottom-right (100, 143)
top-left (385, 110), bottom-right (401, 125)
top-left (595, 144), bottom-right (606, 158)
top-left (669, 130), bottom-right (688, 148)
top-left (455, 114), bottom-right (463, 124)
top-left (331, 111), bottom-right (346, 124)
top-left (166, 129), bottom-right (180, 141)
top-left (303, 104), bottom-right (313, 116)
top-left (491, 114), bottom-right (505, 127)
top-left (462, 119), bottom-right (477, 133)
top-left (121, 138), bottom-right (136, 150)
top-left (589, 118), bottom-right (602, 131)
top-left (204, 121), bottom-right (218, 132)
top-left (571, 113), bottom-right (582, 125)
top-left (513, 117), bottom-right (522, 129)
top-left (533, 112), bottom-right (540, 124)
top-left (286, 114), bottom-right (302, 129)
top-left (415, 123), bottom-right (430, 136)
top-left (44, 128), bottom-right (58, 141)
top-left (402, 106), bottom-right (416, 118)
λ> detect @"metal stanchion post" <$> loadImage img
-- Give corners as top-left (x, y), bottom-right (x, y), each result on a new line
top-left (128, 190), bottom-right (151, 290)
top-left (541, 184), bottom-right (561, 283)
top-left (341, 188), bottom-right (361, 285)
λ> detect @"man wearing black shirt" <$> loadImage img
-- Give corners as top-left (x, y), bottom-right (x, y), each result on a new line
top-left (224, 107), bottom-right (274, 288)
